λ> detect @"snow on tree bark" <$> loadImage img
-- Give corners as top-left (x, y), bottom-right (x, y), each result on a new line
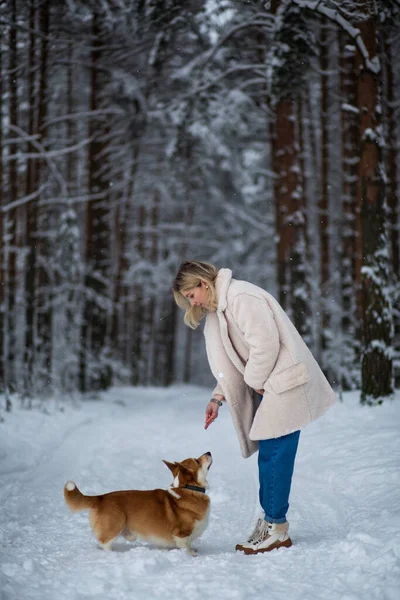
top-left (339, 31), bottom-right (359, 391)
top-left (269, 0), bottom-right (311, 340)
top-left (355, 7), bottom-right (394, 404)
top-left (79, 9), bottom-right (112, 392)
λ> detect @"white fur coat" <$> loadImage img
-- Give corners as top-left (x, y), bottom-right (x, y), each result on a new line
top-left (204, 269), bottom-right (336, 458)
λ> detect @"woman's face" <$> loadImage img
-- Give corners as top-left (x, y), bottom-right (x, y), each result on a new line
top-left (182, 281), bottom-right (209, 309)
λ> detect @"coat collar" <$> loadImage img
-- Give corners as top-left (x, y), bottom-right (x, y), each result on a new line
top-left (214, 268), bottom-right (245, 376)
top-left (215, 268), bottom-right (232, 312)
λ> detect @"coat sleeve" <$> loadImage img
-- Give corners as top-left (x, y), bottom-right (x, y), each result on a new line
top-left (231, 293), bottom-right (280, 391)
top-left (212, 382), bottom-right (224, 398)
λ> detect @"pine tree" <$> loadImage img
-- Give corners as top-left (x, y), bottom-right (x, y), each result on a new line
top-left (354, 2), bottom-right (394, 404)
top-left (0, 5), bottom-right (4, 395)
top-left (79, 7), bottom-right (112, 392)
top-left (268, 0), bottom-right (314, 340)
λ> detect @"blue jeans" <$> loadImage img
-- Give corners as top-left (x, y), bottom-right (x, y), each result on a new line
top-left (258, 430), bottom-right (300, 524)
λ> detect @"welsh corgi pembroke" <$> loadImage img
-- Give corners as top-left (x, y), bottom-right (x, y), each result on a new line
top-left (64, 451), bottom-right (212, 556)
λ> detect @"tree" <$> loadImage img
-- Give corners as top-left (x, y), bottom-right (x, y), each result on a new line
top-left (355, 1), bottom-right (394, 404)
top-left (268, 0), bottom-right (313, 340)
top-left (79, 7), bottom-right (112, 392)
top-left (5, 0), bottom-right (19, 404)
top-left (0, 3), bottom-right (4, 395)
top-left (339, 30), bottom-right (359, 390)
top-left (24, 0), bottom-right (38, 399)
top-left (319, 17), bottom-right (330, 354)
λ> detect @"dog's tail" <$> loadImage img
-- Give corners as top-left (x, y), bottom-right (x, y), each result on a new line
top-left (64, 481), bottom-right (100, 512)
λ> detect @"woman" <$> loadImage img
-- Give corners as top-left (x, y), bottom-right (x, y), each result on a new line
top-left (172, 261), bottom-right (336, 555)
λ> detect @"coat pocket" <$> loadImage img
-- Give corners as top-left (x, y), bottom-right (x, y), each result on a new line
top-left (268, 362), bottom-right (310, 394)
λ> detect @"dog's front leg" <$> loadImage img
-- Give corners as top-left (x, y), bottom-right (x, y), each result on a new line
top-left (173, 535), bottom-right (198, 557)
top-left (122, 531), bottom-right (137, 543)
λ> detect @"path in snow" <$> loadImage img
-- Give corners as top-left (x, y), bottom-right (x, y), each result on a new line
top-left (0, 385), bottom-right (400, 600)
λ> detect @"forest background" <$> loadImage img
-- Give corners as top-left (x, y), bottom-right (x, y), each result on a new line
top-left (0, 0), bottom-right (399, 414)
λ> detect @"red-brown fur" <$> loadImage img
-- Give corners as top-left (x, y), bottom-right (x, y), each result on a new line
top-left (64, 452), bottom-right (212, 555)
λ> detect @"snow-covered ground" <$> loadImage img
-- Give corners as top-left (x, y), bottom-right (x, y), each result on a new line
top-left (1, 385), bottom-right (399, 600)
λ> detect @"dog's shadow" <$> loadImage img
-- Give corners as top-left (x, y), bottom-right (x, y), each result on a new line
top-left (100, 541), bottom-right (200, 554)
top-left (103, 541), bottom-right (133, 553)
top-left (100, 541), bottom-right (165, 553)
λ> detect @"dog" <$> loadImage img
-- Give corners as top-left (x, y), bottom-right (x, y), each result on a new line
top-left (64, 451), bottom-right (212, 556)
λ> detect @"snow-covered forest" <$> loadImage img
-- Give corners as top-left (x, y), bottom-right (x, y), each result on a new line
top-left (0, 0), bottom-right (399, 409)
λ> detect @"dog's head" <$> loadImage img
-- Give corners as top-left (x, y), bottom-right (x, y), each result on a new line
top-left (163, 452), bottom-right (212, 490)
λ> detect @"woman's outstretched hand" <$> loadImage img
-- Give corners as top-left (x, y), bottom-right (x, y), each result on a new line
top-left (204, 402), bottom-right (219, 430)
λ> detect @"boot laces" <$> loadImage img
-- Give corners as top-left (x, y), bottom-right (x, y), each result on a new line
top-left (247, 518), bottom-right (264, 543)
top-left (250, 520), bottom-right (270, 545)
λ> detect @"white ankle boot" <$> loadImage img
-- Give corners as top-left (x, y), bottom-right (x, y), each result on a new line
top-left (236, 520), bottom-right (292, 554)
top-left (235, 517), bottom-right (265, 551)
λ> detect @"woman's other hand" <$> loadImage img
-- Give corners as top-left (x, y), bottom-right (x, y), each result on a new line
top-left (205, 402), bottom-right (219, 430)
top-left (255, 388), bottom-right (264, 395)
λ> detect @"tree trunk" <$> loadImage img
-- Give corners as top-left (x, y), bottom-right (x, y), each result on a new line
top-left (148, 189), bottom-right (160, 384)
top-left (60, 42), bottom-right (81, 395)
top-left (295, 94), bottom-right (312, 347)
top-left (24, 0), bottom-right (38, 399)
top-left (130, 205), bottom-right (145, 386)
top-left (117, 148), bottom-right (138, 376)
top-left (270, 0), bottom-right (310, 339)
top-left (271, 97), bottom-right (308, 337)
top-left (339, 30), bottom-right (359, 390)
top-left (319, 18), bottom-right (330, 354)
top-left (6, 0), bottom-right (18, 401)
top-left (382, 33), bottom-right (399, 387)
top-left (384, 40), bottom-right (399, 278)
top-left (29, 0), bottom-right (52, 393)
top-left (355, 7), bottom-right (393, 404)
top-left (0, 20), bottom-right (4, 393)
top-left (79, 9), bottom-right (111, 392)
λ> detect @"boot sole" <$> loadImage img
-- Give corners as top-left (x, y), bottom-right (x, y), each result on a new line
top-left (238, 537), bottom-right (292, 555)
top-left (235, 543), bottom-right (248, 551)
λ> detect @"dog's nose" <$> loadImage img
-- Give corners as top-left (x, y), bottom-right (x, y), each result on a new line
top-left (206, 451), bottom-right (212, 457)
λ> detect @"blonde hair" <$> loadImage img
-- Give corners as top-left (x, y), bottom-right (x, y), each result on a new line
top-left (172, 261), bottom-right (219, 329)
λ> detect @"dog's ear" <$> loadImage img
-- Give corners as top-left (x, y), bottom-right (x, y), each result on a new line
top-left (174, 462), bottom-right (192, 475)
top-left (162, 460), bottom-right (177, 475)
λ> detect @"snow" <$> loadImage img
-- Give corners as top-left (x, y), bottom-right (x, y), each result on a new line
top-left (1, 385), bottom-right (400, 600)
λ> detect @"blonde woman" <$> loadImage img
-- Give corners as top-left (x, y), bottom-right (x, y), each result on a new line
top-left (172, 261), bottom-right (336, 555)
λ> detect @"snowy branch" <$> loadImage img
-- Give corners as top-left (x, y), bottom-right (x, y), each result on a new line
top-left (199, 18), bottom-right (274, 71)
top-left (2, 133), bottom-right (41, 146)
top-left (8, 124), bottom-right (68, 196)
top-left (176, 65), bottom-right (268, 103)
top-left (6, 136), bottom-right (95, 161)
top-left (289, 0), bottom-right (380, 74)
top-left (38, 176), bottom-right (136, 207)
top-left (43, 109), bottom-right (125, 128)
top-left (1, 184), bottom-right (48, 214)
top-left (221, 202), bottom-right (269, 232)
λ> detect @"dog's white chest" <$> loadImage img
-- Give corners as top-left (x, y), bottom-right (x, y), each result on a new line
top-left (191, 505), bottom-right (210, 541)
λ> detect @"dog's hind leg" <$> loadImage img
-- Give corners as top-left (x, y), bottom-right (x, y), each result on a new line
top-left (90, 507), bottom-right (125, 551)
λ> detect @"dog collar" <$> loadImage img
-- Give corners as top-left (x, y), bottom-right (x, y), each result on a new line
top-left (184, 484), bottom-right (206, 494)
